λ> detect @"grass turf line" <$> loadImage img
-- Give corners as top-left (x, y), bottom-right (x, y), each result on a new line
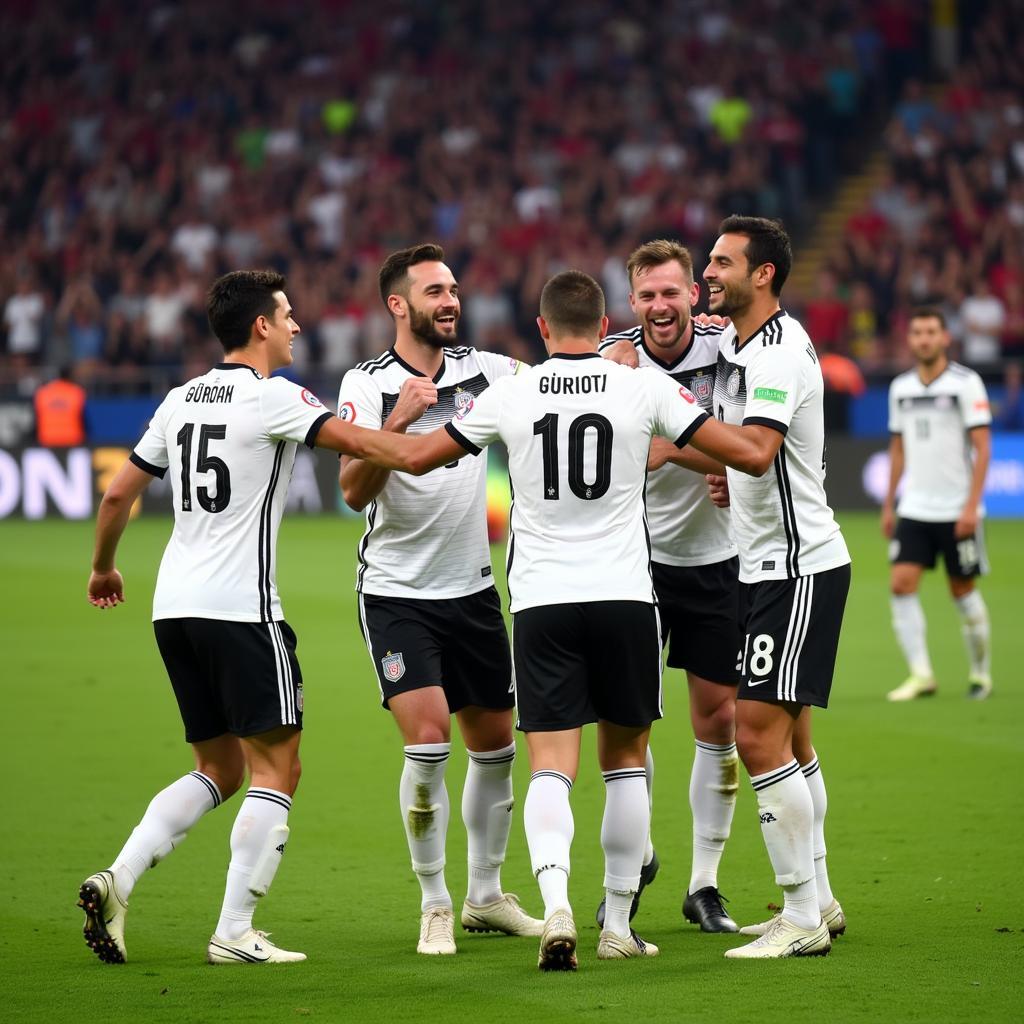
top-left (0, 513), bottom-right (1020, 1023)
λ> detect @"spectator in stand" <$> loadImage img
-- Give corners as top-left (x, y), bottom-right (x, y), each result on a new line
top-left (4, 275), bottom-right (47, 368)
top-left (959, 278), bottom-right (1006, 368)
top-left (34, 366), bottom-right (86, 447)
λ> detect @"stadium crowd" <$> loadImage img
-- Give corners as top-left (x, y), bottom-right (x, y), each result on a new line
top-left (825, 0), bottom-right (1024, 371)
top-left (0, 0), bottom-right (930, 401)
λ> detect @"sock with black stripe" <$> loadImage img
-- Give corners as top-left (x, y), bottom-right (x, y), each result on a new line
top-left (689, 740), bottom-right (739, 892)
top-left (524, 770), bottom-right (574, 919)
top-left (463, 742), bottom-right (516, 906)
top-left (215, 787), bottom-right (291, 941)
top-left (110, 771), bottom-right (223, 901)
top-left (401, 743), bottom-right (452, 912)
top-left (802, 754), bottom-right (836, 911)
top-left (750, 760), bottom-right (818, 930)
top-left (601, 766), bottom-right (649, 939)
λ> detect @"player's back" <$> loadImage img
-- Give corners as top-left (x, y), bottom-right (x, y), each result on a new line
top-left (466, 352), bottom-right (706, 612)
top-left (132, 363), bottom-right (329, 622)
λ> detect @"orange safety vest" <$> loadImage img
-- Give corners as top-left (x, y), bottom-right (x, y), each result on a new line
top-left (34, 379), bottom-right (86, 446)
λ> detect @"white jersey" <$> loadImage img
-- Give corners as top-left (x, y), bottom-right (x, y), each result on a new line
top-left (446, 352), bottom-right (710, 613)
top-left (599, 324), bottom-right (736, 567)
top-left (888, 362), bottom-right (991, 521)
top-left (132, 363), bottom-right (332, 621)
top-left (714, 312), bottom-right (850, 583)
top-left (338, 346), bottom-right (521, 599)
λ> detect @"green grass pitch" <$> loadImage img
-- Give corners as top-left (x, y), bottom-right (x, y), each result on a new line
top-left (0, 512), bottom-right (1020, 1023)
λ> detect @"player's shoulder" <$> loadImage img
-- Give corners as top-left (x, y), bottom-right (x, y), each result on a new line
top-left (352, 349), bottom-right (400, 377)
top-left (947, 360), bottom-right (984, 385)
top-left (598, 324), bottom-right (643, 351)
top-left (889, 368), bottom-right (919, 393)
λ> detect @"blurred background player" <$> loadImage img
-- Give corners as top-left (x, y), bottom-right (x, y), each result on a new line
top-left (79, 269), bottom-right (384, 965)
top-left (336, 244), bottom-right (541, 956)
top-left (598, 240), bottom-right (740, 934)
top-left (704, 217), bottom-right (850, 959)
top-left (882, 309), bottom-right (993, 701)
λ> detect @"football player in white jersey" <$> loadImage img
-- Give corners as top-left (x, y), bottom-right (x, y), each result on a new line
top-left (345, 269), bottom-right (822, 969)
top-left (882, 309), bottom-right (993, 701)
top-left (336, 244), bottom-right (542, 956)
top-left (703, 216), bottom-right (851, 959)
top-left (597, 240), bottom-right (741, 934)
top-left (79, 270), bottom-right (385, 966)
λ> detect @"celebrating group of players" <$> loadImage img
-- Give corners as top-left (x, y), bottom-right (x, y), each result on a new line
top-left (77, 213), bottom-right (990, 972)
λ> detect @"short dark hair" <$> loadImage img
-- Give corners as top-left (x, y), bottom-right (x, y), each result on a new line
top-left (909, 306), bottom-right (947, 329)
top-left (539, 270), bottom-right (606, 336)
top-left (378, 243), bottom-right (446, 310)
top-left (207, 270), bottom-right (286, 353)
top-left (718, 215), bottom-right (792, 296)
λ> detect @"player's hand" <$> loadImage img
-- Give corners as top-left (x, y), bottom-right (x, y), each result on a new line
top-left (954, 508), bottom-right (978, 540)
top-left (389, 378), bottom-right (438, 431)
top-left (706, 473), bottom-right (729, 508)
top-left (88, 569), bottom-right (125, 609)
top-left (694, 313), bottom-right (730, 328)
top-left (648, 437), bottom-right (676, 471)
top-left (881, 506), bottom-right (895, 538)
top-left (601, 339), bottom-right (639, 368)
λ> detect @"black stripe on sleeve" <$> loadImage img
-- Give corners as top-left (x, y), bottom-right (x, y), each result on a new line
top-left (304, 411), bottom-right (332, 448)
top-left (743, 415), bottom-right (789, 436)
top-left (673, 410), bottom-right (710, 448)
top-left (129, 452), bottom-right (167, 478)
top-left (444, 421), bottom-right (482, 455)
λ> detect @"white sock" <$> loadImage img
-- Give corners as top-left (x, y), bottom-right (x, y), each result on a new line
top-left (689, 740), bottom-right (739, 892)
top-left (643, 746), bottom-right (655, 866)
top-left (463, 742), bottom-right (515, 905)
top-left (955, 590), bottom-right (991, 679)
top-left (802, 755), bottom-right (835, 911)
top-left (111, 771), bottom-right (222, 900)
top-left (601, 767), bottom-right (649, 938)
top-left (891, 593), bottom-right (933, 679)
top-left (215, 787), bottom-right (290, 941)
top-left (401, 743), bottom-right (452, 912)
top-left (524, 770), bottom-right (574, 918)
top-left (750, 760), bottom-right (818, 930)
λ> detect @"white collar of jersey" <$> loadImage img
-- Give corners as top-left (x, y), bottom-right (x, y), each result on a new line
top-left (733, 309), bottom-right (786, 353)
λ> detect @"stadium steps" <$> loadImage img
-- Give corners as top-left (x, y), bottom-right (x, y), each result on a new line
top-left (789, 151), bottom-right (890, 294)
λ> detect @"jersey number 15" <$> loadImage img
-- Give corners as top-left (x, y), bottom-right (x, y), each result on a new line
top-left (176, 422), bottom-right (231, 513)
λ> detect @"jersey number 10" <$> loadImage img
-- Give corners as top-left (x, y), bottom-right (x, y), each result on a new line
top-left (533, 412), bottom-right (613, 501)
top-left (176, 422), bottom-right (232, 513)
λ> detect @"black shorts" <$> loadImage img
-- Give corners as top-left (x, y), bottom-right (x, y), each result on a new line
top-left (891, 517), bottom-right (988, 578)
top-left (736, 564), bottom-right (850, 709)
top-left (357, 588), bottom-right (514, 713)
top-left (653, 557), bottom-right (741, 684)
top-left (512, 601), bottom-right (663, 731)
top-left (154, 618), bottom-right (303, 743)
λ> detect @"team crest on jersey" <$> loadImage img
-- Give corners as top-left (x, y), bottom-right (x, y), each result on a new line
top-left (381, 651), bottom-right (406, 681)
top-left (454, 390), bottom-right (474, 419)
top-left (693, 375), bottom-right (712, 401)
top-left (727, 369), bottom-right (742, 397)
top-left (301, 389), bottom-right (323, 407)
top-left (338, 401), bottom-right (356, 422)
